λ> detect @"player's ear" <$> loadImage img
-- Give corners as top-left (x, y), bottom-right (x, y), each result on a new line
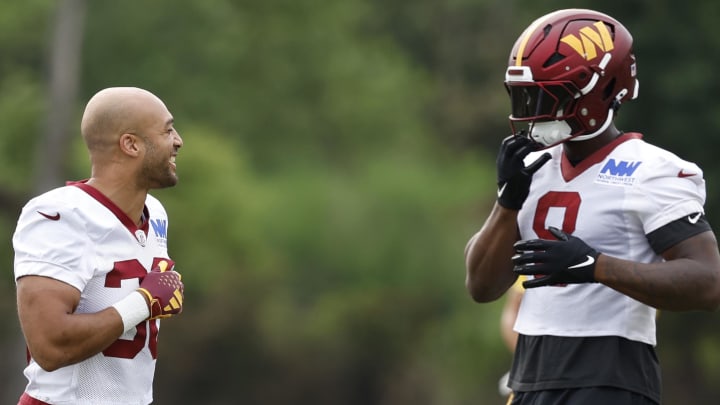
top-left (119, 133), bottom-right (142, 157)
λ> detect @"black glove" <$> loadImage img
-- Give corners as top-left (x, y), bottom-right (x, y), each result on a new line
top-left (512, 227), bottom-right (600, 288)
top-left (496, 133), bottom-right (551, 210)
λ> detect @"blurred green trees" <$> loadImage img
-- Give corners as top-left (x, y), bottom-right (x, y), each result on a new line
top-left (1, 0), bottom-right (720, 403)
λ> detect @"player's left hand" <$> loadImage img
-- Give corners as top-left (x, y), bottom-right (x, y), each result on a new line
top-left (137, 260), bottom-right (184, 320)
top-left (512, 227), bottom-right (600, 288)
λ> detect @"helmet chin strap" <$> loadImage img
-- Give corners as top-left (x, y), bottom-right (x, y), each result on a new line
top-left (570, 107), bottom-right (615, 142)
top-left (529, 108), bottom-right (615, 147)
top-left (528, 120), bottom-right (571, 147)
top-left (570, 87), bottom-right (627, 142)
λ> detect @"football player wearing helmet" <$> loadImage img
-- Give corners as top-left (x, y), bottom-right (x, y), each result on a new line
top-left (464, 9), bottom-right (720, 405)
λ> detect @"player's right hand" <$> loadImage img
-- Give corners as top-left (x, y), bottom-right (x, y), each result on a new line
top-left (496, 133), bottom-right (551, 210)
top-left (137, 260), bottom-right (184, 320)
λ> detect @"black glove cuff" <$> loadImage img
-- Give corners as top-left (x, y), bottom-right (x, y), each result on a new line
top-left (569, 251), bottom-right (600, 283)
top-left (496, 178), bottom-right (530, 210)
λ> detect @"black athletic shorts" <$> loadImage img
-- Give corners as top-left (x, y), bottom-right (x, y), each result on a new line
top-left (509, 386), bottom-right (658, 405)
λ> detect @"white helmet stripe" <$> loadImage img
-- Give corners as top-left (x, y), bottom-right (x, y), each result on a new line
top-left (579, 53), bottom-right (612, 95)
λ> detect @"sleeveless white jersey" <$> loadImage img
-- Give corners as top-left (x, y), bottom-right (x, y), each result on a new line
top-left (13, 182), bottom-right (173, 405)
top-left (515, 133), bottom-right (705, 346)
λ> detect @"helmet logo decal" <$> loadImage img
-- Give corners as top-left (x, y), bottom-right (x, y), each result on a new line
top-left (560, 21), bottom-right (614, 61)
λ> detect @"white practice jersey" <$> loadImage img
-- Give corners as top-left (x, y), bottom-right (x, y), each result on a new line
top-left (515, 133), bottom-right (706, 346)
top-left (13, 181), bottom-right (173, 405)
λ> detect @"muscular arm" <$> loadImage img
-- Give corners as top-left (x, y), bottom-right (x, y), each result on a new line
top-left (596, 231), bottom-right (720, 311)
top-left (465, 202), bottom-right (521, 303)
top-left (16, 275), bottom-right (124, 372)
top-left (465, 134), bottom-right (550, 302)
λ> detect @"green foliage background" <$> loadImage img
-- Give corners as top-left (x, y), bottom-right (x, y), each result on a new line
top-left (1, 0), bottom-right (720, 403)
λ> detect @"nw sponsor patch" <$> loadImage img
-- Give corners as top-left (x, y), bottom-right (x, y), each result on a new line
top-left (150, 219), bottom-right (168, 248)
top-left (595, 158), bottom-right (642, 186)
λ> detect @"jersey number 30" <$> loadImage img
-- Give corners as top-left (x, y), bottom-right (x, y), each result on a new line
top-left (102, 259), bottom-right (162, 359)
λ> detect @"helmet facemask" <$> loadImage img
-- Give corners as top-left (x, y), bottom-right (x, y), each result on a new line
top-left (505, 75), bottom-right (582, 147)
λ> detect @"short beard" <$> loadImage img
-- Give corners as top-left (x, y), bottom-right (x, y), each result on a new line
top-left (139, 142), bottom-right (178, 190)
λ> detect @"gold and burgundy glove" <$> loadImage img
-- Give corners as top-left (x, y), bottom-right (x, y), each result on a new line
top-left (112, 260), bottom-right (185, 333)
top-left (137, 260), bottom-right (184, 320)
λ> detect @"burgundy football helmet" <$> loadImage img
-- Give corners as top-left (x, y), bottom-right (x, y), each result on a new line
top-left (505, 9), bottom-right (639, 148)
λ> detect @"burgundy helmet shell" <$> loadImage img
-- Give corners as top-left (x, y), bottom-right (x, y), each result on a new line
top-left (505, 9), bottom-right (639, 147)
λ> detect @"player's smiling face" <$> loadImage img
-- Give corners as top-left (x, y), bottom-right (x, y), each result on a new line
top-left (137, 103), bottom-right (183, 189)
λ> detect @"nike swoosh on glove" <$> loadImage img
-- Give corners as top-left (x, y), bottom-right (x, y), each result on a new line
top-left (512, 226), bottom-right (600, 288)
top-left (496, 133), bottom-right (551, 210)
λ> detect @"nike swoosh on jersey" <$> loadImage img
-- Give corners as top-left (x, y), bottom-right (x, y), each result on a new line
top-left (688, 212), bottom-right (702, 224)
top-left (678, 169), bottom-right (697, 178)
top-left (37, 211), bottom-right (61, 221)
top-left (568, 255), bottom-right (595, 269)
